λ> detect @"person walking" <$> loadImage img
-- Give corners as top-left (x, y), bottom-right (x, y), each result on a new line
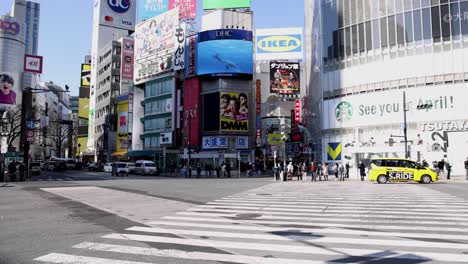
top-left (359, 162), bottom-right (366, 181)
top-left (301, 162), bottom-right (307, 181)
top-left (226, 162), bottom-right (231, 178)
top-left (8, 162), bottom-right (17, 182)
top-left (221, 163), bottom-right (226, 177)
top-left (438, 159), bottom-right (445, 178)
top-left (334, 163), bottom-right (339, 179)
top-left (188, 164), bottom-right (192, 178)
top-left (339, 163), bottom-right (345, 181)
top-left (216, 165), bottom-right (221, 178)
top-left (465, 157), bottom-right (468, 180)
top-left (196, 164), bottom-right (201, 179)
top-left (274, 162), bottom-right (280, 181)
top-left (345, 162), bottom-right (350, 179)
top-left (18, 162), bottom-right (26, 182)
top-left (445, 161), bottom-right (452, 180)
top-left (310, 162), bottom-right (316, 182)
top-left (323, 162), bottom-right (329, 181)
top-left (287, 162), bottom-right (294, 181)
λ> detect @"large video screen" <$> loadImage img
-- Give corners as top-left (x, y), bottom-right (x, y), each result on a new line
top-left (197, 29), bottom-right (253, 76)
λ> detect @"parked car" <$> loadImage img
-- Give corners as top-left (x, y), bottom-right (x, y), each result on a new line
top-left (88, 163), bottom-right (104, 172)
top-left (103, 163), bottom-right (113, 173)
top-left (111, 162), bottom-right (129, 176)
top-left (64, 159), bottom-right (77, 170)
top-left (127, 163), bottom-right (136, 174)
top-left (29, 161), bottom-right (42, 175)
top-left (133, 160), bottom-right (158, 176)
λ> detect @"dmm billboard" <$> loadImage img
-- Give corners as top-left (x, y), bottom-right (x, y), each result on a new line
top-left (220, 92), bottom-right (249, 132)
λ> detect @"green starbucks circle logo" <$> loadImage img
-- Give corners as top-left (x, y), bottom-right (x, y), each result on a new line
top-left (335, 101), bottom-right (353, 122)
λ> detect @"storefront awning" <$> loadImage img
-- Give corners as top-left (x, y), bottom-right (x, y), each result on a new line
top-left (112, 151), bottom-right (128, 157)
top-left (123, 150), bottom-right (156, 158)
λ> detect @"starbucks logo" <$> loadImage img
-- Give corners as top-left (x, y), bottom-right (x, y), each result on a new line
top-left (335, 101), bottom-right (353, 122)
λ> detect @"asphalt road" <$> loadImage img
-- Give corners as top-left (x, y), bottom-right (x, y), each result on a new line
top-left (0, 170), bottom-right (467, 264)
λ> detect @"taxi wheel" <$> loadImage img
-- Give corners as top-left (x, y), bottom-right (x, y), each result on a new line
top-left (421, 175), bottom-right (432, 184)
top-left (377, 175), bottom-right (388, 184)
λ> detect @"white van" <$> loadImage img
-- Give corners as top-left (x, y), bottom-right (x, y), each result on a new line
top-left (134, 160), bottom-right (158, 176)
top-left (112, 162), bottom-right (130, 176)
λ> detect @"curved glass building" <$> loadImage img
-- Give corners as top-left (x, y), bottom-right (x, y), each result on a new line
top-left (305, 0), bottom-right (468, 177)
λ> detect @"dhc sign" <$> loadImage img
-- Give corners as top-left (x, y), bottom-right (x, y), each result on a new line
top-left (256, 34), bottom-right (302, 53)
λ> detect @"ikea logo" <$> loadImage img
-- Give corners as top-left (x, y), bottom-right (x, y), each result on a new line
top-left (257, 35), bottom-right (302, 53)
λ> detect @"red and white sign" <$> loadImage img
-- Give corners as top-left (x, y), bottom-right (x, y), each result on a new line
top-left (294, 99), bottom-right (301, 123)
top-left (121, 37), bottom-right (134, 80)
top-left (26, 129), bottom-right (34, 142)
top-left (24, 55), bottom-right (43, 74)
top-left (169, 0), bottom-right (197, 20)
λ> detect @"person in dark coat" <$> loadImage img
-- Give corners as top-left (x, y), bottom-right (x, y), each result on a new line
top-left (445, 161), bottom-right (452, 180)
top-left (196, 164), bottom-right (201, 179)
top-left (359, 162), bottom-right (366, 181)
top-left (345, 162), bottom-right (350, 178)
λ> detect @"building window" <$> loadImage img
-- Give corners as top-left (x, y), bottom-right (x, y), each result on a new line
top-left (431, 5), bottom-right (441, 42)
top-left (380, 17), bottom-right (388, 47)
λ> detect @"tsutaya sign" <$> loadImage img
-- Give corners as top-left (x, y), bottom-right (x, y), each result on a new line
top-left (323, 84), bottom-right (468, 130)
top-left (419, 120), bottom-right (468, 132)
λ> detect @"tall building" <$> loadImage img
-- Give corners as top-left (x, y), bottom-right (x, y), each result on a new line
top-left (88, 0), bottom-right (136, 158)
top-left (94, 37), bottom-right (134, 161)
top-left (305, 0), bottom-right (468, 177)
top-left (10, 0), bottom-right (40, 55)
top-left (70, 96), bottom-right (79, 115)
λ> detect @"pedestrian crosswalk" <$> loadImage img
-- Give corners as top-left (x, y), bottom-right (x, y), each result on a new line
top-left (35, 182), bottom-right (468, 263)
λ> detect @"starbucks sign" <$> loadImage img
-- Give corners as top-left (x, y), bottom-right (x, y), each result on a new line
top-left (335, 101), bottom-right (353, 122)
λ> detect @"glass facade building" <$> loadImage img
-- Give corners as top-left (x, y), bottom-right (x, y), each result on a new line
top-left (305, 0), bottom-right (468, 177)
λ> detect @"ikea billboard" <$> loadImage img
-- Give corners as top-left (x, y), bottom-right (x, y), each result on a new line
top-left (256, 28), bottom-right (303, 61)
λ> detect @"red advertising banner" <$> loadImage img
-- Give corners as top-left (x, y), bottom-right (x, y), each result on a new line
top-left (183, 78), bottom-right (200, 146)
top-left (169, 0), bottom-right (197, 20)
top-left (121, 37), bottom-right (134, 80)
top-left (295, 99), bottom-right (301, 123)
top-left (256, 79), bottom-right (261, 146)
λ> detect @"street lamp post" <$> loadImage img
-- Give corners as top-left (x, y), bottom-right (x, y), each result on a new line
top-left (391, 91), bottom-right (433, 159)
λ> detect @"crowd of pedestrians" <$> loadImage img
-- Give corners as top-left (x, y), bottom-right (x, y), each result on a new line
top-left (272, 160), bottom-right (360, 182)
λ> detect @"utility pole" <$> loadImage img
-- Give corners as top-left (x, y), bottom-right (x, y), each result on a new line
top-left (188, 114), bottom-right (191, 167)
top-left (21, 88), bottom-right (33, 181)
top-left (403, 91), bottom-right (408, 158)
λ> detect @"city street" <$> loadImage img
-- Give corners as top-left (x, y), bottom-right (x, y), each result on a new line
top-left (1, 172), bottom-right (467, 264)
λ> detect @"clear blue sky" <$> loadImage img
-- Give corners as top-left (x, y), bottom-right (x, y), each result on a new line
top-left (0, 0), bottom-right (304, 96)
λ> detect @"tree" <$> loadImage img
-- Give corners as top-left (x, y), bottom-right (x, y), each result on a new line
top-left (2, 105), bottom-right (22, 152)
top-left (49, 115), bottom-right (71, 158)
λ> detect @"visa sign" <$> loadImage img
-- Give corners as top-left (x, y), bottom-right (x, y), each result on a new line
top-left (256, 34), bottom-right (302, 54)
top-left (108, 0), bottom-right (130, 13)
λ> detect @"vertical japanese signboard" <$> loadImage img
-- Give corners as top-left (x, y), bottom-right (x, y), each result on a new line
top-left (295, 99), bottom-right (301, 123)
top-left (256, 79), bottom-right (261, 146)
top-left (121, 37), bottom-right (134, 80)
top-left (174, 23), bottom-right (185, 71)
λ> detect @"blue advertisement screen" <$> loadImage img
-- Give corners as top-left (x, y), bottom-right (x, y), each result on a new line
top-left (196, 30), bottom-right (253, 76)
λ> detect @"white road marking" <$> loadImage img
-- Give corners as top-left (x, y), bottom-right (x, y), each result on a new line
top-left (103, 233), bottom-right (468, 262)
top-left (34, 253), bottom-right (152, 264)
top-left (127, 226), bottom-right (468, 250)
top-left (148, 219), bottom-right (468, 241)
top-left (74, 242), bottom-right (350, 264)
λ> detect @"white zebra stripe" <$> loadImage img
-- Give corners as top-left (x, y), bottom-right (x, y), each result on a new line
top-left (148, 220), bottom-right (468, 241)
top-left (208, 200), bottom-right (468, 210)
top-left (187, 207), bottom-right (468, 219)
top-left (180, 209), bottom-right (468, 222)
top-left (73, 242), bottom-right (350, 264)
top-left (220, 197), bottom-right (468, 206)
top-left (103, 233), bottom-right (468, 263)
top-left (127, 226), bottom-right (468, 250)
top-left (199, 203), bottom-right (468, 213)
top-left (167, 213), bottom-right (468, 227)
top-left (34, 253), bottom-right (151, 264)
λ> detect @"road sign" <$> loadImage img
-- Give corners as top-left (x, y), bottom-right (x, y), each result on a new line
top-left (27, 121), bottom-right (35, 129)
top-left (27, 130), bottom-right (34, 142)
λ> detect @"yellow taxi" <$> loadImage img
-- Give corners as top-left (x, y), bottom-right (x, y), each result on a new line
top-left (368, 158), bottom-right (438, 184)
